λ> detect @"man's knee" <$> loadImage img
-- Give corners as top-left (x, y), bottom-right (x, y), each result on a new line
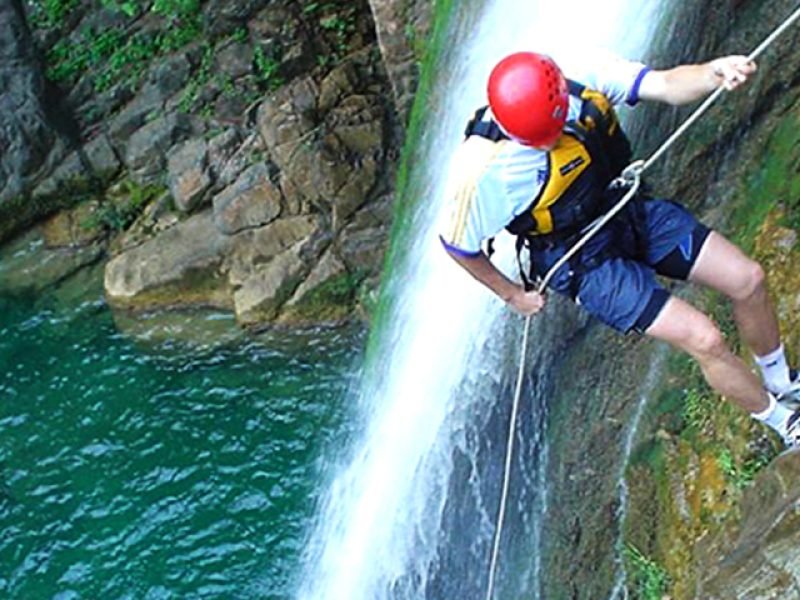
top-left (647, 298), bottom-right (728, 360)
top-left (728, 259), bottom-right (766, 301)
top-left (686, 317), bottom-right (728, 360)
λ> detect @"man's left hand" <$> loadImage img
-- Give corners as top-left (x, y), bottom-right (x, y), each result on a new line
top-left (710, 55), bottom-right (757, 91)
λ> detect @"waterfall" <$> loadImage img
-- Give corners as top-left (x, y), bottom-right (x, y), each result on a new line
top-left (299, 1), bottom-right (670, 598)
top-left (609, 345), bottom-right (669, 599)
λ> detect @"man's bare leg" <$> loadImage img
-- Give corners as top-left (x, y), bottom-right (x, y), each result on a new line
top-left (644, 295), bottom-right (769, 413)
top-left (688, 231), bottom-right (779, 356)
top-left (645, 231), bottom-right (798, 441)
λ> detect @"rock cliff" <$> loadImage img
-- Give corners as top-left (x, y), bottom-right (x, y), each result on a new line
top-left (0, 0), bottom-right (434, 327)
top-left (367, 0), bottom-right (432, 123)
top-left (6, 1), bottom-right (798, 593)
top-left (537, 0), bottom-right (800, 598)
top-left (0, 0), bottom-right (71, 241)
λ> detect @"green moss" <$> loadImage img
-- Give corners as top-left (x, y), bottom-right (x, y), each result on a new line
top-left (0, 171), bottom-right (102, 244)
top-left (355, 278), bottom-right (380, 320)
top-left (728, 110), bottom-right (800, 251)
top-left (317, 270), bottom-right (364, 303)
top-left (0, 195), bottom-right (36, 245)
top-left (623, 289), bottom-right (782, 596)
top-left (628, 437), bottom-right (666, 477)
top-left (150, 0), bottom-right (199, 17)
top-left (649, 387), bottom-right (683, 436)
top-left (618, 6), bottom-right (800, 597)
top-left (367, 0), bottom-right (456, 342)
top-left (393, 0), bottom-right (455, 205)
top-left (110, 266), bottom-right (232, 312)
top-left (280, 270), bottom-right (368, 322)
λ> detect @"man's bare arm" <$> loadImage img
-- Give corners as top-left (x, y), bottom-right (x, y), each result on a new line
top-left (638, 55), bottom-right (757, 105)
top-left (445, 249), bottom-right (546, 316)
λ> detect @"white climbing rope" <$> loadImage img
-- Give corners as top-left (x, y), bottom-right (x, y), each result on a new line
top-left (484, 309), bottom-right (532, 600)
top-left (484, 5), bottom-right (800, 599)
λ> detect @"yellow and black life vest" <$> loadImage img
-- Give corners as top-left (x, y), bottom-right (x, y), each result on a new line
top-left (464, 80), bottom-right (633, 238)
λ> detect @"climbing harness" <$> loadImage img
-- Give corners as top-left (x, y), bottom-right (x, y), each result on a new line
top-left (484, 5), bottom-right (800, 599)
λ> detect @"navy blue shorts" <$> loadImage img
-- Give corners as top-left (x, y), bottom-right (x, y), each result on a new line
top-left (530, 197), bottom-right (710, 333)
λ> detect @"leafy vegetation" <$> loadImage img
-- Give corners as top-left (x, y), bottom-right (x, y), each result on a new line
top-left (178, 42), bottom-right (214, 113)
top-left (320, 8), bottom-right (356, 56)
top-left (33, 0), bottom-right (203, 94)
top-left (99, 0), bottom-right (138, 17)
top-left (31, 0), bottom-right (370, 119)
top-left (29, 0), bottom-right (200, 28)
top-left (150, 0), bottom-right (198, 17)
top-left (301, 2), bottom-right (359, 67)
top-left (253, 46), bottom-right (284, 91)
top-left (624, 544), bottom-right (670, 600)
top-left (31, 0), bottom-right (276, 116)
top-left (82, 180), bottom-right (163, 233)
top-left (717, 444), bottom-right (774, 489)
top-left (45, 28), bottom-right (125, 83)
top-left (681, 386), bottom-right (715, 434)
top-left (27, 0), bottom-right (80, 28)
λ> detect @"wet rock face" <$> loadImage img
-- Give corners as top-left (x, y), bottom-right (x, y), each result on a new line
top-left (125, 113), bottom-right (195, 184)
top-left (256, 51), bottom-right (387, 233)
top-left (104, 210), bottom-right (233, 310)
top-left (539, 0), bottom-right (800, 596)
top-left (1, 0), bottom-right (403, 326)
top-left (102, 39), bottom-right (393, 325)
top-left (540, 327), bottom-right (665, 599)
top-left (212, 163), bottom-right (282, 235)
top-left (0, 0), bottom-right (68, 240)
top-left (699, 453), bottom-right (800, 598)
top-left (367, 0), bottom-right (433, 123)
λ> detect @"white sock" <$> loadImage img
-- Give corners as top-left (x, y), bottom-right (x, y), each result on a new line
top-left (752, 392), bottom-right (793, 437)
top-left (755, 344), bottom-right (792, 394)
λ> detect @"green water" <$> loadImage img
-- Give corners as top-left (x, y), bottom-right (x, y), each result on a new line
top-left (0, 283), bottom-right (364, 599)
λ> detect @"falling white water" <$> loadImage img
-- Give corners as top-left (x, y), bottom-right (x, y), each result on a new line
top-left (608, 345), bottom-right (669, 600)
top-left (300, 1), bottom-right (670, 598)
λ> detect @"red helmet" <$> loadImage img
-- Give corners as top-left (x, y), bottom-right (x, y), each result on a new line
top-left (487, 52), bottom-right (569, 147)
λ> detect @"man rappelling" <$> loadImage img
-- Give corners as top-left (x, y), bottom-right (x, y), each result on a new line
top-left (440, 50), bottom-right (800, 449)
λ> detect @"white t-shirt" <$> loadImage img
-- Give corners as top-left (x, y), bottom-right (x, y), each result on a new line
top-left (440, 53), bottom-right (650, 256)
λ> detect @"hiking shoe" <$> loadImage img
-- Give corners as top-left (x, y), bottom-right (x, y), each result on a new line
top-left (784, 408), bottom-right (800, 451)
top-left (776, 369), bottom-right (800, 410)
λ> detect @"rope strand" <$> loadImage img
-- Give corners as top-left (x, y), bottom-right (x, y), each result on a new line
top-left (484, 314), bottom-right (532, 600)
top-left (484, 5), bottom-right (800, 599)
